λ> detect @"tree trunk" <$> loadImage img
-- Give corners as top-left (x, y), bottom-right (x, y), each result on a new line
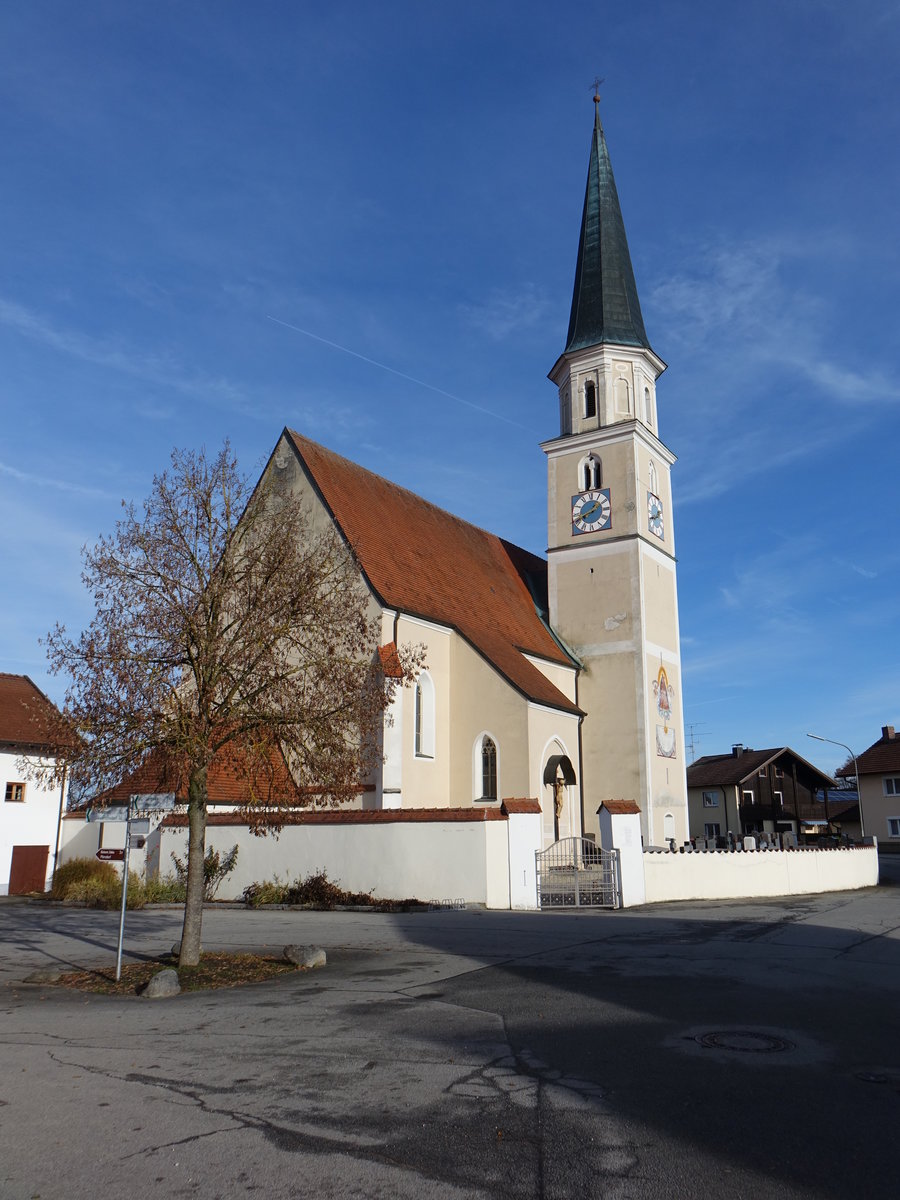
top-left (178, 765), bottom-right (208, 967)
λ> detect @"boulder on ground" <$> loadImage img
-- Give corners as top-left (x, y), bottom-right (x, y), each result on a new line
top-left (283, 944), bottom-right (327, 969)
top-left (143, 968), bottom-right (181, 998)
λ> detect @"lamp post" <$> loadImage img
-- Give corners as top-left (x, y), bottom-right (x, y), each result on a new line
top-left (806, 733), bottom-right (865, 839)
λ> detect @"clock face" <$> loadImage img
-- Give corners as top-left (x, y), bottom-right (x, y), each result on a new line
top-left (572, 488), bottom-right (612, 535)
top-left (647, 491), bottom-right (664, 539)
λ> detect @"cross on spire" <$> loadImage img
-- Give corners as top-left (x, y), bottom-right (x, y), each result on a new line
top-left (591, 76), bottom-right (604, 105)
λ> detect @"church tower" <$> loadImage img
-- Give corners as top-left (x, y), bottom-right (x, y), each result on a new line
top-left (542, 95), bottom-right (689, 847)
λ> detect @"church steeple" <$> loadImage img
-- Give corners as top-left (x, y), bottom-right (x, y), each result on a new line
top-left (565, 94), bottom-right (651, 355)
top-left (542, 95), bottom-right (688, 854)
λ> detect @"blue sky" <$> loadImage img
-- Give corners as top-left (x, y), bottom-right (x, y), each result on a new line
top-left (2, 1), bottom-right (898, 777)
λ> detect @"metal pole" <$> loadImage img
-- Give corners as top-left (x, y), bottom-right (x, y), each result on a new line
top-left (806, 734), bottom-right (865, 839)
top-left (115, 806), bottom-right (132, 982)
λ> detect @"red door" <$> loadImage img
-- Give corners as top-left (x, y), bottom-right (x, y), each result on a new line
top-left (8, 845), bottom-right (50, 894)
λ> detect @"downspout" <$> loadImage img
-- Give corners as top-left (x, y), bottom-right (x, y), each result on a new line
top-left (51, 763), bottom-right (67, 891)
top-left (575, 674), bottom-right (586, 837)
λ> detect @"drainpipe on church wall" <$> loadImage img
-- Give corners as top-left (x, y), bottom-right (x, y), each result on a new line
top-left (575, 675), bottom-right (586, 838)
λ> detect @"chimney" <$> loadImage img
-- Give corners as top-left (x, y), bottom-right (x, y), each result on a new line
top-left (732, 744), bottom-right (744, 757)
top-left (883, 725), bottom-right (896, 741)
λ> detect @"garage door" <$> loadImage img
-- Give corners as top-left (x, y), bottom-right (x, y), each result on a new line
top-left (8, 845), bottom-right (50, 894)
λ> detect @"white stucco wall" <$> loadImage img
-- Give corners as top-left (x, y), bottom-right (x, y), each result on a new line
top-left (151, 812), bottom-right (538, 908)
top-left (642, 845), bottom-right (878, 903)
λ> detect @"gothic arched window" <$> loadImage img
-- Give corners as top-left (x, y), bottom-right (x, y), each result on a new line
top-left (414, 672), bottom-right (435, 758)
top-left (481, 736), bottom-right (497, 801)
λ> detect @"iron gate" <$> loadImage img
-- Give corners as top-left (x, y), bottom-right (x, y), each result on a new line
top-left (535, 838), bottom-right (620, 908)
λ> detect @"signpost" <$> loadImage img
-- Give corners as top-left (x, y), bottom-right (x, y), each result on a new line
top-left (96, 848), bottom-right (125, 862)
top-left (110, 792), bottom-right (179, 981)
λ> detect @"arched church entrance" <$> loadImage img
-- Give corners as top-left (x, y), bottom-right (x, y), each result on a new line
top-left (542, 752), bottom-right (577, 845)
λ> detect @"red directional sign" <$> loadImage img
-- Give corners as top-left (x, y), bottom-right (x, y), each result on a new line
top-left (96, 848), bottom-right (125, 862)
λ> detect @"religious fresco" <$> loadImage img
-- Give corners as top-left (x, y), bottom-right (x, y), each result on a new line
top-left (653, 665), bottom-right (676, 759)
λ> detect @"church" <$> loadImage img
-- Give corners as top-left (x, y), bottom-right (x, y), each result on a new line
top-left (248, 103), bottom-right (691, 854)
top-left (261, 98), bottom-right (689, 851)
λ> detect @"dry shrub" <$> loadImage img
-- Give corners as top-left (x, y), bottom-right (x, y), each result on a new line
top-left (64, 870), bottom-right (146, 910)
top-left (50, 856), bottom-right (118, 900)
top-left (242, 869), bottom-right (375, 909)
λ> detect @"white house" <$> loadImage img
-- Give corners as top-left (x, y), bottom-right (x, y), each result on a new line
top-left (0, 673), bottom-right (69, 895)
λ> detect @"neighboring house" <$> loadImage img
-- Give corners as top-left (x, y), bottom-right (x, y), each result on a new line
top-left (0, 673), bottom-right (69, 895)
top-left (686, 744), bottom-right (836, 841)
top-left (839, 725), bottom-right (900, 851)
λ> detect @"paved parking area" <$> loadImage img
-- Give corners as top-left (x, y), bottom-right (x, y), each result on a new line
top-left (1, 870), bottom-right (898, 1199)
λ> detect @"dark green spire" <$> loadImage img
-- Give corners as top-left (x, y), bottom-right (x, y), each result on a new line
top-left (565, 98), bottom-right (651, 354)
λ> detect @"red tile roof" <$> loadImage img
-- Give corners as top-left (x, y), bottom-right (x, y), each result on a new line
top-left (162, 806), bottom-right (511, 827)
top-left (0, 674), bottom-right (69, 751)
top-left (377, 642), bottom-right (404, 679)
top-left (91, 741), bottom-right (299, 809)
top-left (501, 798), bottom-right (542, 815)
top-left (846, 727), bottom-right (900, 775)
top-left (599, 799), bottom-right (641, 815)
top-left (287, 431), bottom-right (579, 714)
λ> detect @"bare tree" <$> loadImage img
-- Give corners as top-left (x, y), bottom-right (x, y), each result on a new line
top-left (46, 443), bottom-right (420, 965)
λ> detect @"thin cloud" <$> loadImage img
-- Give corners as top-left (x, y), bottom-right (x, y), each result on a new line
top-left (651, 237), bottom-right (900, 407)
top-left (0, 460), bottom-right (117, 500)
top-left (674, 422), bottom-right (841, 506)
top-left (0, 295), bottom-right (249, 409)
top-left (460, 284), bottom-right (549, 340)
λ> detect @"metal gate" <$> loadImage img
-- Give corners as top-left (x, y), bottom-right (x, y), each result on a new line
top-left (535, 838), bottom-right (620, 909)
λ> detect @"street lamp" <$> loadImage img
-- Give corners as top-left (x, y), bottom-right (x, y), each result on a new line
top-left (806, 733), bottom-right (865, 839)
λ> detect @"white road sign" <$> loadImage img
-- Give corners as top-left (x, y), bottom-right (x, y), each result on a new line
top-left (86, 805), bottom-right (130, 823)
top-left (130, 792), bottom-right (177, 812)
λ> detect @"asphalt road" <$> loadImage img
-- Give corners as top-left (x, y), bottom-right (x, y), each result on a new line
top-left (1, 863), bottom-right (898, 1199)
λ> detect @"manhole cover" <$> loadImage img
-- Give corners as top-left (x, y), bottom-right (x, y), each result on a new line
top-left (696, 1031), bottom-right (794, 1054)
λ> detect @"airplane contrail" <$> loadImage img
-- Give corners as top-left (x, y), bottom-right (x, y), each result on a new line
top-left (266, 314), bottom-right (536, 433)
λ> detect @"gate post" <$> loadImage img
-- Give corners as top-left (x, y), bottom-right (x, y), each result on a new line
top-left (597, 801), bottom-right (646, 907)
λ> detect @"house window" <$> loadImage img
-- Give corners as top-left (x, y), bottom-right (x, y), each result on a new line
top-left (742, 789), bottom-right (754, 804)
top-left (702, 791), bottom-right (718, 808)
top-left (481, 736), bottom-right (497, 801)
top-left (775, 767), bottom-right (784, 779)
top-left (414, 671), bottom-right (435, 758)
top-left (883, 777), bottom-right (900, 796)
top-left (774, 791), bottom-right (784, 808)
top-left (758, 768), bottom-right (766, 778)
top-left (704, 822), bottom-right (721, 839)
top-left (887, 818), bottom-right (900, 838)
top-left (5, 782), bottom-right (26, 803)
top-left (584, 380), bottom-right (597, 419)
